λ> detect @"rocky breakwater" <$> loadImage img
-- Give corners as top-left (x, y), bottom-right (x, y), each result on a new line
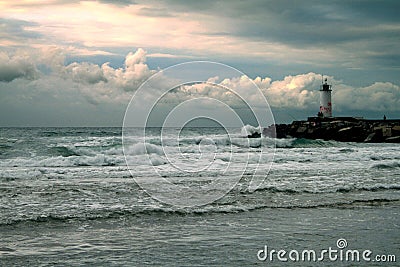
top-left (263, 117), bottom-right (400, 143)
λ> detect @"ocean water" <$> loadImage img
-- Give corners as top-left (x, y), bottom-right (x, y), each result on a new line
top-left (0, 127), bottom-right (399, 266)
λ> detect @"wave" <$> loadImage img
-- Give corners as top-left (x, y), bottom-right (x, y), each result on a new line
top-left (0, 144), bottom-right (13, 151)
top-left (39, 128), bottom-right (121, 137)
top-left (48, 146), bottom-right (81, 157)
top-left (0, 154), bottom-right (124, 167)
top-left (126, 135), bottom-right (348, 150)
top-left (370, 161), bottom-right (400, 169)
top-left (368, 155), bottom-right (400, 161)
top-left (2, 198), bottom-right (398, 227)
top-left (155, 135), bottom-right (264, 149)
top-left (0, 142), bottom-right (175, 167)
top-left (1, 142), bottom-right (168, 167)
top-left (252, 184), bottom-right (400, 194)
top-left (338, 148), bottom-right (356, 153)
top-left (275, 138), bottom-right (341, 148)
top-left (241, 125), bottom-right (261, 137)
top-left (134, 135), bottom-right (344, 150)
top-left (125, 143), bottom-right (164, 156)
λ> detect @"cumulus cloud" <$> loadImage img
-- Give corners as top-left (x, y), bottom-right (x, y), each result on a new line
top-left (0, 47), bottom-right (399, 126)
top-left (0, 48), bottom-right (136, 99)
top-left (0, 52), bottom-right (39, 82)
top-left (174, 72), bottom-right (400, 114)
top-left (59, 48), bottom-right (155, 89)
top-left (265, 73), bottom-right (321, 108)
top-left (110, 48), bottom-right (155, 91)
top-left (255, 73), bottom-right (399, 114)
top-left (60, 48), bottom-right (157, 104)
top-left (335, 82), bottom-right (400, 112)
top-left (168, 73), bottom-right (320, 110)
top-left (0, 48), bottom-right (155, 105)
top-left (64, 62), bottom-right (108, 84)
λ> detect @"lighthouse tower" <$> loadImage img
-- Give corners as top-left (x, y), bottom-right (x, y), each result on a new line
top-left (319, 77), bottom-right (332, 117)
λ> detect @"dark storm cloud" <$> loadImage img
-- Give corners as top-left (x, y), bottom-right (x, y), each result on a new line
top-left (344, 0), bottom-right (400, 23)
top-left (161, 0), bottom-right (400, 45)
top-left (228, 1), bottom-right (400, 46)
top-left (141, 0), bottom-right (400, 68)
top-left (368, 54), bottom-right (400, 69)
top-left (155, 0), bottom-right (400, 25)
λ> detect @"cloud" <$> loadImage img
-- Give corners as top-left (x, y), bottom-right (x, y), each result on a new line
top-left (265, 73), bottom-right (321, 108)
top-left (26, 47), bottom-right (154, 89)
top-left (0, 48), bottom-right (157, 105)
top-left (137, 7), bottom-right (175, 17)
top-left (178, 72), bottom-right (400, 114)
top-left (262, 74), bottom-right (400, 114)
top-left (167, 73), bottom-right (320, 110)
top-left (2, 0), bottom-right (399, 73)
top-left (97, 0), bottom-right (136, 6)
top-left (0, 46), bottom-right (399, 126)
top-left (56, 49), bottom-right (400, 112)
top-left (63, 46), bottom-right (115, 57)
top-left (0, 52), bottom-right (39, 82)
top-left (101, 48), bottom-right (155, 91)
top-left (147, 53), bottom-right (191, 59)
top-left (0, 18), bottom-right (42, 46)
top-left (154, 0), bottom-right (400, 45)
top-left (335, 82), bottom-right (400, 112)
top-left (64, 62), bottom-right (108, 84)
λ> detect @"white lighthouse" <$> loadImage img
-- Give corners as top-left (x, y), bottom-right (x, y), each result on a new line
top-left (319, 77), bottom-right (332, 117)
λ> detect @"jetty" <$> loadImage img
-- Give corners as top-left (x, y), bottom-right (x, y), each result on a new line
top-left (263, 77), bottom-right (400, 143)
top-left (263, 117), bottom-right (400, 143)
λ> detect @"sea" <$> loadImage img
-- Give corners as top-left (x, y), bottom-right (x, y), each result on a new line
top-left (0, 127), bottom-right (399, 266)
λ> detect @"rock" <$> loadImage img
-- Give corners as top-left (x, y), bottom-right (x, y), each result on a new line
top-left (335, 126), bottom-right (366, 142)
top-left (338, 127), bottom-right (352, 132)
top-left (364, 133), bottom-right (376, 142)
top-left (264, 117), bottom-right (400, 143)
top-left (262, 125), bottom-right (275, 138)
top-left (296, 126), bottom-right (307, 133)
top-left (385, 136), bottom-right (400, 143)
top-left (247, 132), bottom-right (261, 138)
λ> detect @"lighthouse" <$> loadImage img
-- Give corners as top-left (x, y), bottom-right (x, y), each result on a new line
top-left (319, 77), bottom-right (332, 117)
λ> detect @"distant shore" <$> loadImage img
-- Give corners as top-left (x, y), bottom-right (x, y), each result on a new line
top-left (263, 117), bottom-right (400, 143)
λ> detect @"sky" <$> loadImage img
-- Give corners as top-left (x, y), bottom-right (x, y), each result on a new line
top-left (0, 0), bottom-right (399, 126)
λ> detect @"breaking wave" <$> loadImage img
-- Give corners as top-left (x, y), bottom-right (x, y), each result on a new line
top-left (48, 146), bottom-right (81, 157)
top-left (241, 124), bottom-right (261, 137)
top-left (274, 138), bottom-right (341, 148)
top-left (125, 143), bottom-right (164, 156)
top-left (2, 197), bottom-right (398, 227)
